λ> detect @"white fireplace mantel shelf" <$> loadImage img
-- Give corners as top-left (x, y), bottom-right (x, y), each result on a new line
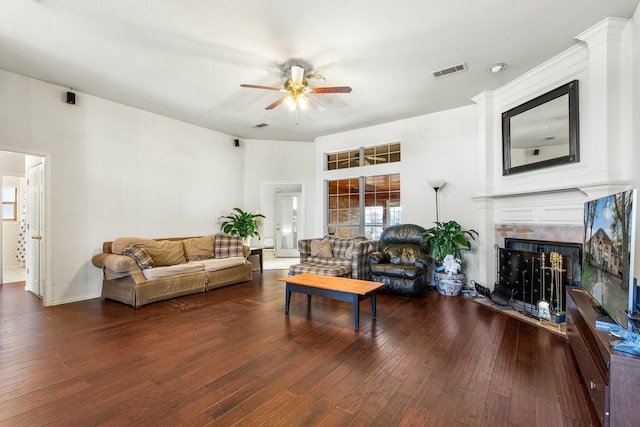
top-left (472, 180), bottom-right (632, 201)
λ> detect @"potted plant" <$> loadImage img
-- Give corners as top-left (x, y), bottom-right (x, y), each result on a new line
top-left (420, 220), bottom-right (478, 296)
top-left (219, 208), bottom-right (265, 246)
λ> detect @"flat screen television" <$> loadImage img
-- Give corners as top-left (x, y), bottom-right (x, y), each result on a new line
top-left (583, 189), bottom-right (637, 329)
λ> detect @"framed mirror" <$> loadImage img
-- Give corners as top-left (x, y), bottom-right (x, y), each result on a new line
top-left (502, 80), bottom-right (579, 175)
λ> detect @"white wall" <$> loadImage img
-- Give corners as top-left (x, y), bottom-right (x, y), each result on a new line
top-left (314, 105), bottom-right (480, 282)
top-left (0, 69), bottom-right (244, 304)
top-left (242, 139), bottom-right (315, 244)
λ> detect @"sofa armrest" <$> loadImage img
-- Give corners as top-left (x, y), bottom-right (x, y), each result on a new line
top-left (93, 253), bottom-right (142, 279)
top-left (347, 241), bottom-right (375, 280)
top-left (92, 253), bottom-right (110, 269)
top-left (297, 239), bottom-right (314, 262)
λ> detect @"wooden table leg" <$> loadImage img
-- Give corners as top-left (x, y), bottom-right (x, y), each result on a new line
top-left (352, 294), bottom-right (360, 330)
top-left (371, 293), bottom-right (377, 319)
top-left (285, 283), bottom-right (291, 314)
top-left (307, 294), bottom-right (312, 305)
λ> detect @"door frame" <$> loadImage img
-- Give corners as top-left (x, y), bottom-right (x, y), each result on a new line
top-left (0, 148), bottom-right (52, 306)
top-left (260, 180), bottom-right (305, 255)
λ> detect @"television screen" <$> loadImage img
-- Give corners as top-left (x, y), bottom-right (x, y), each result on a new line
top-left (583, 189), bottom-right (637, 329)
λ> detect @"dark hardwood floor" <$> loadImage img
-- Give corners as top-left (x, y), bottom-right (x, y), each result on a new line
top-left (0, 271), bottom-right (597, 426)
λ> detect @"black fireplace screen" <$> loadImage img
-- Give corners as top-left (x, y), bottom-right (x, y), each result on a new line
top-left (498, 239), bottom-right (582, 311)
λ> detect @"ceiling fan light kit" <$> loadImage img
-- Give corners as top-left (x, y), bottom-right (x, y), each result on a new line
top-left (241, 63), bottom-right (352, 119)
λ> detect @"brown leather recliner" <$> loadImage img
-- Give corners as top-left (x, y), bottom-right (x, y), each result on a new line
top-left (369, 224), bottom-right (433, 297)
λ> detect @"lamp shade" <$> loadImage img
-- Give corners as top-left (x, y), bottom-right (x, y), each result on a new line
top-left (427, 179), bottom-right (445, 190)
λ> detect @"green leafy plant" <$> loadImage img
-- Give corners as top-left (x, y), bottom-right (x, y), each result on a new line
top-left (219, 208), bottom-right (265, 240)
top-left (420, 220), bottom-right (478, 265)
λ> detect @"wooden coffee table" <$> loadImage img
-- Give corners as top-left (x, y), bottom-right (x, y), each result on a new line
top-left (279, 273), bottom-right (384, 330)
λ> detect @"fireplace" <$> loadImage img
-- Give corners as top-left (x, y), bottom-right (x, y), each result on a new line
top-left (496, 238), bottom-right (582, 312)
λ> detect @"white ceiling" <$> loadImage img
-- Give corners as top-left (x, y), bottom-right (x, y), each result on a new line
top-left (1, 0), bottom-right (638, 142)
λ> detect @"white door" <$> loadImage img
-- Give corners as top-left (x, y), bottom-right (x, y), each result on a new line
top-left (27, 163), bottom-right (45, 297)
top-left (276, 193), bottom-right (302, 257)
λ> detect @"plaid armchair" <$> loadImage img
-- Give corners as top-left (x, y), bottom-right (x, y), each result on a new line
top-left (297, 235), bottom-right (374, 280)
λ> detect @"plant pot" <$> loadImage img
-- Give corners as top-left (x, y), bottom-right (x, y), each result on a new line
top-left (242, 237), bottom-right (251, 247)
top-left (434, 271), bottom-right (465, 296)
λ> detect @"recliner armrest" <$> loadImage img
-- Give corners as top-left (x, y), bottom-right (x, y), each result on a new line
top-left (370, 251), bottom-right (389, 265)
top-left (415, 255), bottom-right (433, 270)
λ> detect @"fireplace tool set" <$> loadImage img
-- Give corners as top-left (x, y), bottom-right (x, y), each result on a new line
top-left (539, 252), bottom-right (566, 324)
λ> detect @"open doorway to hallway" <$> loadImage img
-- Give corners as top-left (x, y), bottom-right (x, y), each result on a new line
top-left (1, 151), bottom-right (45, 289)
top-left (261, 182), bottom-right (304, 258)
top-left (1, 152), bottom-right (27, 284)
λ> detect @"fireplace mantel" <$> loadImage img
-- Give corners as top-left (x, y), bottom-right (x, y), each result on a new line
top-left (473, 181), bottom-right (631, 201)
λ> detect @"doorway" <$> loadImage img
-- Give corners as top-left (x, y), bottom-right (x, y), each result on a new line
top-left (0, 151), bottom-right (46, 300)
top-left (276, 192), bottom-right (302, 257)
top-left (261, 181), bottom-right (304, 259)
top-left (2, 173), bottom-right (27, 283)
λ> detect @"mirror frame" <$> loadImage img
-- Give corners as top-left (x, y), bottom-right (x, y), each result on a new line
top-left (502, 80), bottom-right (579, 176)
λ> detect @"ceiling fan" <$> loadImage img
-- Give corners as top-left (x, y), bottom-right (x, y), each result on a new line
top-left (241, 65), bottom-right (352, 113)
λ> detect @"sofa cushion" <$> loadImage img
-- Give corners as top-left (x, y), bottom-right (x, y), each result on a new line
top-left (288, 262), bottom-right (352, 277)
top-left (141, 240), bottom-right (187, 266)
top-left (195, 256), bottom-right (245, 272)
top-left (123, 246), bottom-right (155, 269)
top-left (310, 239), bottom-right (333, 257)
top-left (323, 235), bottom-right (367, 259)
top-left (214, 233), bottom-right (244, 258)
top-left (183, 235), bottom-right (215, 261)
top-left (142, 263), bottom-right (203, 279)
top-left (111, 237), bottom-right (186, 266)
top-left (111, 237), bottom-right (157, 255)
top-left (304, 256), bottom-right (351, 267)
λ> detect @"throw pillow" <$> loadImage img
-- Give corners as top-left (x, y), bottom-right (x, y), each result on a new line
top-left (344, 243), bottom-right (354, 259)
top-left (310, 239), bottom-right (333, 258)
top-left (214, 233), bottom-right (244, 259)
top-left (140, 240), bottom-right (187, 266)
top-left (183, 235), bottom-right (215, 261)
top-left (123, 245), bottom-right (155, 269)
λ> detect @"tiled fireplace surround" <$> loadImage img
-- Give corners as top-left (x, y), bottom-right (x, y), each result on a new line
top-left (495, 223), bottom-right (583, 250)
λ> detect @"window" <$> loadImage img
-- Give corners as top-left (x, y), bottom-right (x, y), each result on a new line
top-left (326, 142), bottom-right (401, 170)
top-left (327, 178), bottom-right (361, 238)
top-left (363, 142), bottom-right (401, 166)
top-left (2, 187), bottom-right (17, 221)
top-left (327, 174), bottom-right (400, 239)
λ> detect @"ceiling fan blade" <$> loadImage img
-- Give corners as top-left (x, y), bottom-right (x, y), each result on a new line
top-left (310, 86), bottom-right (352, 94)
top-left (265, 97), bottom-right (286, 110)
top-left (240, 84), bottom-right (283, 91)
top-left (307, 96), bottom-right (326, 113)
top-left (291, 65), bottom-right (304, 85)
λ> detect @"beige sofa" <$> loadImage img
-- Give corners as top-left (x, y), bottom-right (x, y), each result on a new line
top-left (91, 234), bottom-right (252, 307)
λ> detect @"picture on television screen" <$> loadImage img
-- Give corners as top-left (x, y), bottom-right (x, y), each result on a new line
top-left (583, 189), bottom-right (637, 328)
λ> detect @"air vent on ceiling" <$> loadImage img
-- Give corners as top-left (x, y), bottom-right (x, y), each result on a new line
top-left (254, 123), bottom-right (269, 128)
top-left (432, 63), bottom-right (467, 78)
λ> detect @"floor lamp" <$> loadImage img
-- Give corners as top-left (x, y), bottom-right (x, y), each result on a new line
top-left (427, 179), bottom-right (445, 222)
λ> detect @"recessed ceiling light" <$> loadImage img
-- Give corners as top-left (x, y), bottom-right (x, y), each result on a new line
top-left (488, 63), bottom-right (507, 73)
